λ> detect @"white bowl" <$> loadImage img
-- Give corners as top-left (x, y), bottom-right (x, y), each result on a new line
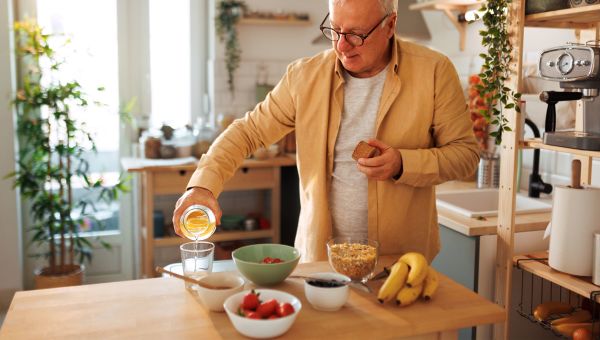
top-left (223, 289), bottom-right (302, 339)
top-left (304, 272), bottom-right (350, 311)
top-left (195, 272), bottom-right (245, 312)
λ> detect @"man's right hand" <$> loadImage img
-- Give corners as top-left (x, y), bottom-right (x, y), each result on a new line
top-left (172, 187), bottom-right (222, 237)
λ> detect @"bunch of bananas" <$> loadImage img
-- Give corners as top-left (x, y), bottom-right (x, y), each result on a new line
top-left (377, 252), bottom-right (439, 306)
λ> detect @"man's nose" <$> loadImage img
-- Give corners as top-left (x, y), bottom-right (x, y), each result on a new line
top-left (336, 34), bottom-right (353, 51)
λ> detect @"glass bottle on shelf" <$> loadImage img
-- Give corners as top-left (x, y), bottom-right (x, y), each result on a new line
top-left (192, 117), bottom-right (217, 159)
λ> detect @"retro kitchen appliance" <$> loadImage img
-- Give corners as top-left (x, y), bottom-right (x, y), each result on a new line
top-left (538, 42), bottom-right (600, 150)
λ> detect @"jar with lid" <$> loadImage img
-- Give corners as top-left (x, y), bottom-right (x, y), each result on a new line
top-left (193, 117), bottom-right (217, 158)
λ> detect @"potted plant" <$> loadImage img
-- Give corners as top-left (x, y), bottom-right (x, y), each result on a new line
top-left (476, 0), bottom-right (522, 145)
top-left (8, 21), bottom-right (129, 289)
top-left (215, 0), bottom-right (247, 97)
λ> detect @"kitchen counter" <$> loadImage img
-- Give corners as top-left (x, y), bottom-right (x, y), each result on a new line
top-left (0, 256), bottom-right (504, 340)
top-left (436, 181), bottom-right (551, 237)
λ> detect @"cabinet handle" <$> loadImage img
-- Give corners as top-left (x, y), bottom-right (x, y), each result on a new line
top-left (178, 170), bottom-right (187, 176)
top-left (242, 167), bottom-right (249, 174)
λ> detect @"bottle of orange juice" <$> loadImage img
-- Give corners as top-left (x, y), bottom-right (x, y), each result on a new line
top-left (180, 205), bottom-right (216, 241)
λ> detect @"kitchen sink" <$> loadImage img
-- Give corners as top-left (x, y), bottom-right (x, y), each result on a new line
top-left (436, 188), bottom-right (552, 218)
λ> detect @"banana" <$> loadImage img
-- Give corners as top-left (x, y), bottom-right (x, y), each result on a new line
top-left (552, 322), bottom-right (599, 338)
top-left (377, 261), bottom-right (409, 303)
top-left (398, 252), bottom-right (429, 287)
top-left (396, 284), bottom-right (424, 306)
top-left (533, 301), bottom-right (573, 322)
top-left (550, 309), bottom-right (592, 326)
top-left (421, 267), bottom-right (439, 301)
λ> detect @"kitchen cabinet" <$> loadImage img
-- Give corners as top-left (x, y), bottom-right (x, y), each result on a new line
top-left (496, 2), bottom-right (600, 338)
top-left (123, 155), bottom-right (296, 278)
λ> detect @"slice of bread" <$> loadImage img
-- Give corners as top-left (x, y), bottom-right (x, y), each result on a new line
top-left (352, 141), bottom-right (380, 161)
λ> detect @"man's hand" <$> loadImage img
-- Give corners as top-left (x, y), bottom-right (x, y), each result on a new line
top-left (356, 139), bottom-right (402, 181)
top-left (172, 187), bottom-right (222, 237)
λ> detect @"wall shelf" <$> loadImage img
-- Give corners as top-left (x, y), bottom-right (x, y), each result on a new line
top-left (154, 229), bottom-right (274, 248)
top-left (525, 4), bottom-right (600, 29)
top-left (409, 0), bottom-right (483, 11)
top-left (514, 252), bottom-right (600, 302)
top-left (521, 138), bottom-right (600, 159)
top-left (409, 0), bottom-right (484, 51)
top-left (239, 18), bottom-right (311, 27)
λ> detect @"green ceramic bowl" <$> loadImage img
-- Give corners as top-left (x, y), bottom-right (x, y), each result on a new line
top-left (232, 244), bottom-right (301, 286)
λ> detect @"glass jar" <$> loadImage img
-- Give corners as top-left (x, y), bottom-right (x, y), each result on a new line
top-left (180, 204), bottom-right (217, 241)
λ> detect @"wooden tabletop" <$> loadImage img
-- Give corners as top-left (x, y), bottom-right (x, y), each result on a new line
top-left (122, 154), bottom-right (297, 173)
top-left (0, 256), bottom-right (504, 339)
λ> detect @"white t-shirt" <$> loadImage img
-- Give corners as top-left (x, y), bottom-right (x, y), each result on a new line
top-left (329, 65), bottom-right (388, 239)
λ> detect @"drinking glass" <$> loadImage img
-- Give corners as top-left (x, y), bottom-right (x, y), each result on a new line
top-left (180, 241), bottom-right (215, 290)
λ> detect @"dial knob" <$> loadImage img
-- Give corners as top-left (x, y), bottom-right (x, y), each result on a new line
top-left (557, 53), bottom-right (574, 75)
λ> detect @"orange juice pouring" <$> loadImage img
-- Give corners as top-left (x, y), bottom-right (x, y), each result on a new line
top-left (180, 205), bottom-right (217, 241)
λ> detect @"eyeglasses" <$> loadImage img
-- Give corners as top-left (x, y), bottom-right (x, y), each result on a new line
top-left (319, 13), bottom-right (389, 47)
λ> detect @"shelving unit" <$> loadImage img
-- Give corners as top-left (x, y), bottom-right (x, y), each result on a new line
top-left (154, 230), bottom-right (273, 248)
top-left (525, 5), bottom-right (600, 29)
top-left (496, 2), bottom-right (600, 338)
top-left (514, 252), bottom-right (600, 302)
top-left (123, 155), bottom-right (296, 278)
top-left (238, 17), bottom-right (311, 26)
top-left (409, 0), bottom-right (484, 51)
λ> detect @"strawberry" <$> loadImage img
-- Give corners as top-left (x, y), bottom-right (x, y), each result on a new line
top-left (276, 302), bottom-right (295, 317)
top-left (241, 290), bottom-right (260, 310)
top-left (256, 298), bottom-right (278, 318)
top-left (246, 311), bottom-right (261, 319)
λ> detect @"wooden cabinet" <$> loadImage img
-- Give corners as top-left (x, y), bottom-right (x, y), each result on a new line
top-left (123, 155), bottom-right (296, 278)
top-left (497, 3), bottom-right (600, 338)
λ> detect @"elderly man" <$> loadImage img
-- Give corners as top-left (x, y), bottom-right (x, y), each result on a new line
top-left (173, 0), bottom-right (479, 262)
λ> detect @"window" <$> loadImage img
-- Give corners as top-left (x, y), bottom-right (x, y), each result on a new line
top-left (149, 0), bottom-right (192, 128)
top-left (36, 0), bottom-right (121, 232)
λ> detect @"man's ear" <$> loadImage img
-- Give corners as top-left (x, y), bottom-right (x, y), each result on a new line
top-left (387, 12), bottom-right (397, 38)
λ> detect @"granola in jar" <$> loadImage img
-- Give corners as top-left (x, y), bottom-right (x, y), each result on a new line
top-left (328, 242), bottom-right (378, 281)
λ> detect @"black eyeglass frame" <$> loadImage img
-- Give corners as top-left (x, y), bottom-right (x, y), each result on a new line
top-left (319, 12), bottom-right (390, 47)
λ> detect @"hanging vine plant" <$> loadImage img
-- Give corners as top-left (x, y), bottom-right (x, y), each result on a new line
top-left (216, 0), bottom-right (247, 97)
top-left (477, 0), bottom-right (522, 145)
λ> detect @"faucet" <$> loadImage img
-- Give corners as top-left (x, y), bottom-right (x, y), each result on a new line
top-left (525, 118), bottom-right (553, 198)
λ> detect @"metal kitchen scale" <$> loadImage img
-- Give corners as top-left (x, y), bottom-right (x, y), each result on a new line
top-left (538, 41), bottom-right (600, 150)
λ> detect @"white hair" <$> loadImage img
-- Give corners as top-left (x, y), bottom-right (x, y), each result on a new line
top-left (379, 0), bottom-right (397, 14)
top-left (330, 0), bottom-right (397, 15)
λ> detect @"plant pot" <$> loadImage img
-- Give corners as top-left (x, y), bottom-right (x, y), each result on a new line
top-left (34, 264), bottom-right (85, 289)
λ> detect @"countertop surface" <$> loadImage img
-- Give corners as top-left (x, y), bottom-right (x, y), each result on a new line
top-left (436, 181), bottom-right (551, 237)
top-left (0, 256), bottom-right (504, 340)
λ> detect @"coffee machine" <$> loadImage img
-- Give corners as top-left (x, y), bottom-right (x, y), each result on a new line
top-left (538, 42), bottom-right (600, 150)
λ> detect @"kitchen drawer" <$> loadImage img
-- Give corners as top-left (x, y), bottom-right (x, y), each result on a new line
top-left (152, 166), bottom-right (277, 195)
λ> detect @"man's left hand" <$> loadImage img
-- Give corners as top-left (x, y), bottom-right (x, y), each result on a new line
top-left (356, 139), bottom-right (402, 181)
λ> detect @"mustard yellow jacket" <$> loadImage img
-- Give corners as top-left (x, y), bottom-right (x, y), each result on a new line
top-left (188, 38), bottom-right (479, 263)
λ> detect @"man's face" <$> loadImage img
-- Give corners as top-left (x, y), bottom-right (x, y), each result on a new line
top-left (328, 0), bottom-right (396, 78)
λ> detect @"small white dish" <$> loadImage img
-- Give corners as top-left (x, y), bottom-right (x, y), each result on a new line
top-left (195, 272), bottom-right (245, 312)
top-left (223, 289), bottom-right (302, 339)
top-left (304, 272), bottom-right (351, 312)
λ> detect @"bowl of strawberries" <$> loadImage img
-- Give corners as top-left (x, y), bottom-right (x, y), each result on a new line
top-left (223, 289), bottom-right (302, 338)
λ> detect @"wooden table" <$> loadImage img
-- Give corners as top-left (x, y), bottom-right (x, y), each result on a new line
top-left (0, 256), bottom-right (505, 339)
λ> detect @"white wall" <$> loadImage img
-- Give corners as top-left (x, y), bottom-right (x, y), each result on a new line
top-left (0, 0), bottom-right (23, 311)
top-left (212, 0), bottom-right (328, 116)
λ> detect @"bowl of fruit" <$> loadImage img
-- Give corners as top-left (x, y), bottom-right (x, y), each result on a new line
top-left (232, 244), bottom-right (301, 286)
top-left (223, 289), bottom-right (302, 338)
